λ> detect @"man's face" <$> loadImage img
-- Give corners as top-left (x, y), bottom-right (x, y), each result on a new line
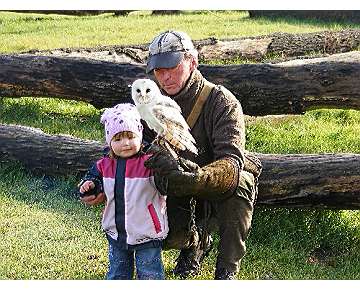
top-left (153, 55), bottom-right (195, 96)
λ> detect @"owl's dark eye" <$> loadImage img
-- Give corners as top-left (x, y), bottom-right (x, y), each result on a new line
top-left (136, 89), bottom-right (141, 93)
top-left (146, 88), bottom-right (151, 93)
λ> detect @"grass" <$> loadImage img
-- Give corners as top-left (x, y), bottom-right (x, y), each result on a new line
top-left (1, 159), bottom-right (359, 279)
top-left (0, 10), bottom-right (359, 280)
top-left (243, 208), bottom-right (360, 279)
top-left (0, 10), bottom-right (359, 53)
top-left (0, 98), bottom-right (103, 141)
top-left (0, 162), bottom-right (108, 279)
top-left (246, 110), bottom-right (360, 154)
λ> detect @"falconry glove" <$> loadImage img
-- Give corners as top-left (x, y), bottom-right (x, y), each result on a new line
top-left (144, 145), bottom-right (240, 200)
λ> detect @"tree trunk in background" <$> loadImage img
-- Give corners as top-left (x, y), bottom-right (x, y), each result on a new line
top-left (198, 29), bottom-right (360, 62)
top-left (151, 10), bottom-right (181, 15)
top-left (257, 153), bottom-right (360, 209)
top-left (25, 29), bottom-right (360, 63)
top-left (1, 52), bottom-right (360, 115)
top-left (1, 124), bottom-right (359, 209)
top-left (0, 125), bottom-right (104, 176)
top-left (248, 10), bottom-right (360, 24)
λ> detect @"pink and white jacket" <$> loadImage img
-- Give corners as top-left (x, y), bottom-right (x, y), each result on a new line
top-left (84, 152), bottom-right (168, 246)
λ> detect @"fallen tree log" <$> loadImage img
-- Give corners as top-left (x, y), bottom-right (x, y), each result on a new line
top-left (257, 153), bottom-right (360, 209)
top-left (25, 29), bottom-right (360, 63)
top-left (1, 51), bottom-right (360, 115)
top-left (1, 124), bottom-right (359, 209)
top-left (198, 29), bottom-right (360, 62)
top-left (0, 125), bottom-right (103, 176)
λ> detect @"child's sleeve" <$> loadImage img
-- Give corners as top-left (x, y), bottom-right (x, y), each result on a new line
top-left (78, 161), bottom-right (104, 195)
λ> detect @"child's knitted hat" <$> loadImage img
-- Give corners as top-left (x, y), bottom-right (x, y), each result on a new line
top-left (100, 103), bottom-right (143, 145)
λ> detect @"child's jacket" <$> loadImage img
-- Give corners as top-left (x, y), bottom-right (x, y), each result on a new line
top-left (83, 152), bottom-right (168, 247)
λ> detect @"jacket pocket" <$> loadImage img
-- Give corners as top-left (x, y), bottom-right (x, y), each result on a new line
top-left (147, 203), bottom-right (162, 234)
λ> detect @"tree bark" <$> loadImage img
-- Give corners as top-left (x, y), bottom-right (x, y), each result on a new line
top-left (1, 52), bottom-right (360, 115)
top-left (25, 29), bottom-right (360, 63)
top-left (1, 124), bottom-right (359, 209)
top-left (257, 153), bottom-right (360, 209)
top-left (198, 29), bottom-right (360, 62)
top-left (0, 124), bottom-right (104, 176)
top-left (151, 10), bottom-right (182, 15)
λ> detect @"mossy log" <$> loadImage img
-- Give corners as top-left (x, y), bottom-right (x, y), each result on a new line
top-left (1, 124), bottom-right (359, 209)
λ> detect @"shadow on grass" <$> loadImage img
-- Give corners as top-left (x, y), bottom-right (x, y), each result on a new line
top-left (0, 159), bottom-right (94, 218)
top-left (0, 98), bottom-right (42, 122)
top-left (254, 206), bottom-right (359, 250)
top-left (0, 98), bottom-right (99, 124)
top-left (0, 160), bottom-right (109, 279)
top-left (245, 206), bottom-right (360, 277)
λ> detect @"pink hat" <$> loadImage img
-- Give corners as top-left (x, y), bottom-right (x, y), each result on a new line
top-left (100, 103), bottom-right (143, 145)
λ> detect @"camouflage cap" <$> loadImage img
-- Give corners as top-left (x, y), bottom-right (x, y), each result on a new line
top-left (146, 30), bottom-right (198, 73)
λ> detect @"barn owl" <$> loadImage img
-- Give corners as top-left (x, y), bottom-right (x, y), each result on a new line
top-left (131, 78), bottom-right (198, 155)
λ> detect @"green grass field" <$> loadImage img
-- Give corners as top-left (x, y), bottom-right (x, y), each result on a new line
top-left (0, 11), bottom-right (359, 280)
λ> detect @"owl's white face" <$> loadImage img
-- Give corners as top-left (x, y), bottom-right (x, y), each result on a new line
top-left (131, 79), bottom-right (160, 105)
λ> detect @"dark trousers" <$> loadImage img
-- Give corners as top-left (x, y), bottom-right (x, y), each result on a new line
top-left (164, 170), bottom-right (257, 273)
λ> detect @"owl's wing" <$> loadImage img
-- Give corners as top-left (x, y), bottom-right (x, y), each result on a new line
top-left (155, 95), bottom-right (182, 112)
top-left (151, 104), bottom-right (198, 155)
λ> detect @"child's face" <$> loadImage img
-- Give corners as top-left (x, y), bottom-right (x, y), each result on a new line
top-left (110, 132), bottom-right (142, 158)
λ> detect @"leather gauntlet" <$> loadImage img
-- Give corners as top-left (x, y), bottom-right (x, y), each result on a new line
top-left (145, 145), bottom-right (240, 200)
top-left (189, 158), bottom-right (240, 200)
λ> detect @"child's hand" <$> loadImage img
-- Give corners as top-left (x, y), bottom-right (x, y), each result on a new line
top-left (79, 180), bottom-right (95, 193)
top-left (80, 192), bottom-right (106, 206)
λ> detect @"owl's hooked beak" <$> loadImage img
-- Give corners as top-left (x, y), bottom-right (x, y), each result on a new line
top-left (138, 93), bottom-right (150, 104)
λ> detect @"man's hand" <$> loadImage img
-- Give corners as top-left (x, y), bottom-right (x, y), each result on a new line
top-left (144, 143), bottom-right (183, 174)
top-left (80, 192), bottom-right (106, 206)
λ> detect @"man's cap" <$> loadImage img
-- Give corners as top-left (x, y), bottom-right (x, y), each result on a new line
top-left (146, 30), bottom-right (197, 73)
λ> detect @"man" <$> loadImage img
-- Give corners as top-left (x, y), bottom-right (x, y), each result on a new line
top-left (143, 30), bottom-right (261, 279)
top-left (82, 30), bottom-right (261, 280)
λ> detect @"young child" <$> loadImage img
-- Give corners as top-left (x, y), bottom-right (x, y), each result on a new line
top-left (78, 103), bottom-right (168, 280)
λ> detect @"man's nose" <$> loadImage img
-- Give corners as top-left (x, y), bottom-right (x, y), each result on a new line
top-left (161, 70), bottom-right (171, 81)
